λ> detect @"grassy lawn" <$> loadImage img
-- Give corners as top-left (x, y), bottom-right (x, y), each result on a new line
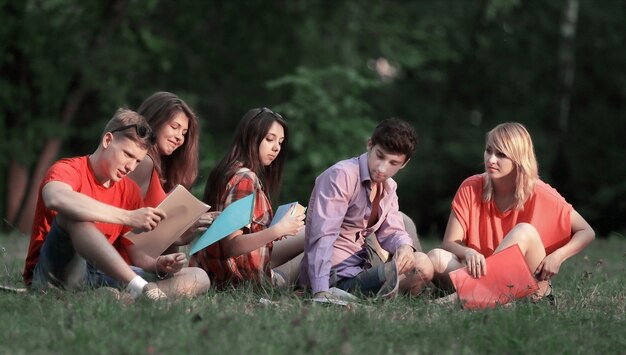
top-left (0, 233), bottom-right (624, 354)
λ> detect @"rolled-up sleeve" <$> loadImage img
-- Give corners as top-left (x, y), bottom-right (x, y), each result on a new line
top-left (305, 167), bottom-right (352, 294)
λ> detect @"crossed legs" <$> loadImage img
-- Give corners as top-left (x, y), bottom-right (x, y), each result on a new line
top-left (398, 251), bottom-right (434, 296)
top-left (428, 223), bottom-right (547, 293)
top-left (34, 215), bottom-right (210, 298)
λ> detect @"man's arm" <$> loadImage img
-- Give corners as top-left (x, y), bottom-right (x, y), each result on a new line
top-left (376, 197), bottom-right (415, 274)
top-left (42, 181), bottom-right (165, 231)
top-left (376, 195), bottom-right (414, 252)
top-left (306, 169), bottom-right (352, 295)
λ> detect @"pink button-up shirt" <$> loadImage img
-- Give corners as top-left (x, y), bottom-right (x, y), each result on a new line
top-left (301, 153), bottom-right (413, 294)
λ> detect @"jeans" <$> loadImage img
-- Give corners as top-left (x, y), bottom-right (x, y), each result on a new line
top-left (31, 221), bottom-right (145, 290)
top-left (335, 263), bottom-right (387, 296)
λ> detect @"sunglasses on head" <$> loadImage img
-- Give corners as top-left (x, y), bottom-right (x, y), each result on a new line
top-left (252, 107), bottom-right (284, 121)
top-left (109, 124), bottom-right (156, 145)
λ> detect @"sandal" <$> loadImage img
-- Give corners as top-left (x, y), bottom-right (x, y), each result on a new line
top-left (532, 280), bottom-right (557, 308)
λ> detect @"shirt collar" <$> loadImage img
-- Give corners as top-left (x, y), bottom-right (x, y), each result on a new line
top-left (357, 152), bottom-right (371, 185)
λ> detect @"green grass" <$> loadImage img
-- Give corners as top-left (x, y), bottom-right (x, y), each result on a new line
top-left (1, 233), bottom-right (624, 354)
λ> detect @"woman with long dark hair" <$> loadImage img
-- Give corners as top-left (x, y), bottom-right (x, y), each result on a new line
top-left (190, 107), bottom-right (305, 288)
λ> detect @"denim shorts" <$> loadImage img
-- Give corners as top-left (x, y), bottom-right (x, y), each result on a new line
top-left (31, 221), bottom-right (146, 291)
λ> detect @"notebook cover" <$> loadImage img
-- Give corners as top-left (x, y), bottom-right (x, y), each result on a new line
top-left (449, 244), bottom-right (539, 309)
top-left (270, 202), bottom-right (306, 227)
top-left (189, 193), bottom-right (255, 255)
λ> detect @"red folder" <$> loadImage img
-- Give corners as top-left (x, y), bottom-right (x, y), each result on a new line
top-left (449, 244), bottom-right (539, 309)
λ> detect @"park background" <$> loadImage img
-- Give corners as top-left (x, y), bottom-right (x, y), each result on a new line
top-left (1, 0), bottom-right (625, 240)
top-left (0, 2), bottom-right (625, 354)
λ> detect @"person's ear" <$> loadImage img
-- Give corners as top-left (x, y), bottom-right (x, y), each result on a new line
top-left (367, 138), bottom-right (373, 151)
top-left (102, 132), bottom-right (113, 149)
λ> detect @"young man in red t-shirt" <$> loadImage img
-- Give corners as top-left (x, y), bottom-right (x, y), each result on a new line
top-left (23, 108), bottom-right (210, 300)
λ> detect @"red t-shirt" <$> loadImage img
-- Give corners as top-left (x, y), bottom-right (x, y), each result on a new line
top-left (452, 174), bottom-right (573, 257)
top-left (23, 156), bottom-right (143, 285)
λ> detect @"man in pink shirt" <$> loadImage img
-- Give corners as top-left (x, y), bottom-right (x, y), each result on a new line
top-left (301, 118), bottom-right (433, 300)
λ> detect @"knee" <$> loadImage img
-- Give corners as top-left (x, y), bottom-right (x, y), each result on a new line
top-left (511, 223), bottom-right (541, 244)
top-left (413, 251), bottom-right (434, 281)
top-left (188, 267), bottom-right (211, 294)
top-left (401, 212), bottom-right (421, 251)
top-left (427, 248), bottom-right (449, 274)
top-left (58, 216), bottom-right (96, 237)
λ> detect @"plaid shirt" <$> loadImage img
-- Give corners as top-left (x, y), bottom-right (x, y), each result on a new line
top-left (190, 167), bottom-right (274, 287)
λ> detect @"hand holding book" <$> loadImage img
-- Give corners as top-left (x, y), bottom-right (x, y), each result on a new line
top-left (125, 185), bottom-right (210, 258)
top-left (271, 202), bottom-right (306, 239)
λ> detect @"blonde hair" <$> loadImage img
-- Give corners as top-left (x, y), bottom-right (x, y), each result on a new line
top-left (483, 122), bottom-right (538, 210)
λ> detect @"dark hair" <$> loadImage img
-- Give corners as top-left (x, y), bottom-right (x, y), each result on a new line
top-left (370, 118), bottom-right (418, 160)
top-left (203, 107), bottom-right (288, 209)
top-left (137, 92), bottom-right (199, 191)
top-left (103, 108), bottom-right (153, 151)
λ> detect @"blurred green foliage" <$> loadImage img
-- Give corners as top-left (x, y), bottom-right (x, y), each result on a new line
top-left (1, 0), bottom-right (624, 236)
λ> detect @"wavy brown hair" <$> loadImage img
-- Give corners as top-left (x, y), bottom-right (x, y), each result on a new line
top-left (137, 92), bottom-right (199, 191)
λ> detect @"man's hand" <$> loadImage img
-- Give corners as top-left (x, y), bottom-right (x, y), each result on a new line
top-left (128, 207), bottom-right (166, 232)
top-left (394, 244), bottom-right (416, 275)
top-left (156, 252), bottom-right (186, 275)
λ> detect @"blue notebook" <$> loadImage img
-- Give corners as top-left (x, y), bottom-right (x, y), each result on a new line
top-left (189, 193), bottom-right (255, 255)
top-left (270, 202), bottom-right (306, 227)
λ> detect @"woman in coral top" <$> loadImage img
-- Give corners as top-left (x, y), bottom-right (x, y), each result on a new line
top-left (428, 122), bottom-right (594, 301)
top-left (190, 107), bottom-right (305, 288)
top-left (129, 92), bottom-right (217, 248)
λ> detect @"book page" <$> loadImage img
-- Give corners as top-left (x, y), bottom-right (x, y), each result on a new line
top-left (125, 185), bottom-right (210, 258)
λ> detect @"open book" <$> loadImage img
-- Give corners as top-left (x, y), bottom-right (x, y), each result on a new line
top-left (449, 244), bottom-right (539, 309)
top-left (270, 202), bottom-right (306, 227)
top-left (124, 185), bottom-right (210, 258)
top-left (189, 193), bottom-right (255, 255)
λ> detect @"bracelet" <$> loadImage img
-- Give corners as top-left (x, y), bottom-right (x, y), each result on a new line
top-left (155, 256), bottom-right (169, 280)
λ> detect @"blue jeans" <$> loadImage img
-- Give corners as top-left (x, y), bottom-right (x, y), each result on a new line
top-left (31, 221), bottom-right (145, 290)
top-left (335, 263), bottom-right (387, 296)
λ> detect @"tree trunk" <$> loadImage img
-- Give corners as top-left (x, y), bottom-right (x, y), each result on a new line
top-left (8, 0), bottom-right (131, 234)
top-left (550, 0), bottom-right (578, 189)
top-left (5, 161), bottom-right (28, 228)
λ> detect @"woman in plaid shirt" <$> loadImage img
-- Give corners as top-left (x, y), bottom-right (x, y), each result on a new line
top-left (190, 108), bottom-right (305, 288)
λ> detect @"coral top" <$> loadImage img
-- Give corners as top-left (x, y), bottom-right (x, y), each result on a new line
top-left (452, 174), bottom-right (573, 256)
top-left (143, 167), bottom-right (167, 208)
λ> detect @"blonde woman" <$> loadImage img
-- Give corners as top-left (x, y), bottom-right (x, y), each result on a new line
top-left (428, 122), bottom-right (594, 302)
